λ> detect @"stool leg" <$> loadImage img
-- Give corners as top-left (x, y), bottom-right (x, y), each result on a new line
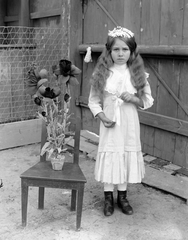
top-left (21, 179), bottom-right (28, 227)
top-left (71, 189), bottom-right (77, 211)
top-left (38, 187), bottom-right (45, 209)
top-left (76, 186), bottom-right (84, 231)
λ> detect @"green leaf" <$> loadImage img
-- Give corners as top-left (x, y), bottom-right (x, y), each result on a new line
top-left (40, 142), bottom-right (50, 156)
top-left (48, 148), bottom-right (55, 158)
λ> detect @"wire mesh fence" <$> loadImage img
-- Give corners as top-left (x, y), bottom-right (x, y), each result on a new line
top-left (0, 26), bottom-right (66, 124)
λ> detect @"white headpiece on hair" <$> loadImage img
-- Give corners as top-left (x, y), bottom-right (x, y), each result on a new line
top-left (108, 26), bottom-right (134, 38)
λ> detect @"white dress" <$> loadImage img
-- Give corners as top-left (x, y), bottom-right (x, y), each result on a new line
top-left (88, 64), bottom-right (154, 184)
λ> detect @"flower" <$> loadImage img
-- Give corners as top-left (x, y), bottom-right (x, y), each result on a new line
top-left (26, 63), bottom-right (61, 99)
top-left (27, 60), bottom-right (81, 159)
top-left (108, 26), bottom-right (134, 39)
top-left (52, 59), bottom-right (81, 86)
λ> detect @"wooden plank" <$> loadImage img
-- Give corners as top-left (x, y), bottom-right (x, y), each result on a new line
top-left (148, 59), bottom-right (183, 117)
top-left (153, 57), bottom-right (180, 162)
top-left (81, 53), bottom-right (100, 114)
top-left (105, 0), bottom-right (124, 28)
top-left (124, 0), bottom-right (141, 42)
top-left (144, 58), bottom-right (159, 113)
top-left (140, 125), bottom-right (155, 156)
top-left (153, 131), bottom-right (175, 163)
top-left (79, 44), bottom-right (188, 56)
top-left (0, 0), bottom-right (6, 26)
top-left (30, 0), bottom-right (62, 12)
top-left (94, 0), bottom-right (119, 26)
top-left (160, 0), bottom-right (184, 45)
top-left (173, 135), bottom-right (188, 168)
top-left (175, 168), bottom-right (188, 177)
top-left (141, 58), bottom-right (159, 156)
top-left (84, 0), bottom-right (124, 44)
top-left (4, 15), bottom-right (19, 22)
top-left (30, 9), bottom-right (61, 19)
top-left (141, 0), bottom-right (160, 45)
top-left (6, 0), bottom-right (19, 27)
top-left (67, 135), bottom-right (97, 154)
top-left (81, 130), bottom-right (99, 144)
top-left (178, 60), bottom-right (188, 121)
top-left (19, 0), bottom-right (30, 26)
top-left (0, 57), bottom-right (11, 122)
top-left (81, 106), bottom-right (100, 135)
top-left (0, 119), bottom-right (41, 150)
top-left (139, 111), bottom-right (188, 136)
top-left (174, 60), bottom-right (188, 168)
top-left (80, 138), bottom-right (97, 154)
top-left (142, 165), bottom-right (188, 202)
top-left (182, 0), bottom-right (188, 44)
top-left (69, 0), bottom-right (82, 119)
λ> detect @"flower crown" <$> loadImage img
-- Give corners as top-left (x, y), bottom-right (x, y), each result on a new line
top-left (108, 26), bottom-right (134, 39)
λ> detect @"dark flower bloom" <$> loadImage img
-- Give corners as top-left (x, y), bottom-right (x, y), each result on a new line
top-left (41, 87), bottom-right (61, 99)
top-left (64, 93), bottom-right (70, 102)
top-left (41, 111), bottom-right (46, 117)
top-left (59, 59), bottom-right (71, 76)
top-left (34, 96), bottom-right (42, 106)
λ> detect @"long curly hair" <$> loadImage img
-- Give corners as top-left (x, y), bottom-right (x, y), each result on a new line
top-left (90, 33), bottom-right (147, 93)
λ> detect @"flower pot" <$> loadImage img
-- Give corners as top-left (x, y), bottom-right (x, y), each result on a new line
top-left (51, 155), bottom-right (65, 171)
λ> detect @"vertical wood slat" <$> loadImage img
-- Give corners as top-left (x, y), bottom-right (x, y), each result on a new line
top-left (84, 0), bottom-right (124, 44)
top-left (0, 0), bottom-right (6, 26)
top-left (123, 0), bottom-right (141, 42)
top-left (84, 0), bottom-right (108, 43)
top-left (0, 55), bottom-right (11, 122)
top-left (94, 0), bottom-right (119, 26)
top-left (174, 58), bottom-right (188, 168)
top-left (153, 59), bottom-right (180, 163)
top-left (141, 58), bottom-right (159, 156)
top-left (6, 0), bottom-right (20, 26)
top-left (69, 0), bottom-right (83, 121)
top-left (19, 0), bottom-right (30, 26)
top-left (141, 0), bottom-right (161, 45)
top-left (160, 0), bottom-right (184, 45)
top-left (182, 0), bottom-right (188, 44)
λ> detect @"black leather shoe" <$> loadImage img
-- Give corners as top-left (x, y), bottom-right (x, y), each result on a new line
top-left (104, 191), bottom-right (114, 216)
top-left (117, 191), bottom-right (133, 215)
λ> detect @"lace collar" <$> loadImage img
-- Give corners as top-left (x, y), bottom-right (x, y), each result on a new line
top-left (105, 64), bottom-right (137, 96)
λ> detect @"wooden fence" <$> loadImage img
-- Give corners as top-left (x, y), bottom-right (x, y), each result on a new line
top-left (74, 0), bottom-right (188, 169)
top-left (1, 0), bottom-right (188, 170)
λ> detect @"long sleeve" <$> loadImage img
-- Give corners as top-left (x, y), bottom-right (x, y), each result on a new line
top-left (88, 86), bottom-right (103, 117)
top-left (139, 81), bottom-right (154, 110)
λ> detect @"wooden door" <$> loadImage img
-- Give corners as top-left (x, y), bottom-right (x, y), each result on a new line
top-left (75, 0), bottom-right (188, 169)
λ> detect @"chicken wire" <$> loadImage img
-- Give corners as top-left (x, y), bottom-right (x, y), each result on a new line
top-left (0, 26), bottom-right (66, 123)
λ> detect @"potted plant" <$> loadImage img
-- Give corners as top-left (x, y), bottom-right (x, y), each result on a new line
top-left (26, 60), bottom-right (81, 170)
top-left (39, 96), bottom-right (73, 170)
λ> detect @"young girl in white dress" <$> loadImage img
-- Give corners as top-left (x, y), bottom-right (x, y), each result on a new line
top-left (88, 26), bottom-right (154, 216)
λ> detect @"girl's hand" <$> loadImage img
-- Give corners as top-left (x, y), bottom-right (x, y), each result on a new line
top-left (120, 91), bottom-right (144, 107)
top-left (103, 119), bottom-right (116, 128)
top-left (97, 112), bottom-right (116, 128)
top-left (120, 91), bottom-right (133, 102)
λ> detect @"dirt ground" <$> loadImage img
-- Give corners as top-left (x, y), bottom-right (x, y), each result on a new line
top-left (0, 143), bottom-right (188, 240)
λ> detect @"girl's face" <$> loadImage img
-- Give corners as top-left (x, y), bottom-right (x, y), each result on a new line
top-left (111, 38), bottom-right (130, 65)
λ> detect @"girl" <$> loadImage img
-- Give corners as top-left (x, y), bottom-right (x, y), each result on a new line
top-left (88, 26), bottom-right (154, 216)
